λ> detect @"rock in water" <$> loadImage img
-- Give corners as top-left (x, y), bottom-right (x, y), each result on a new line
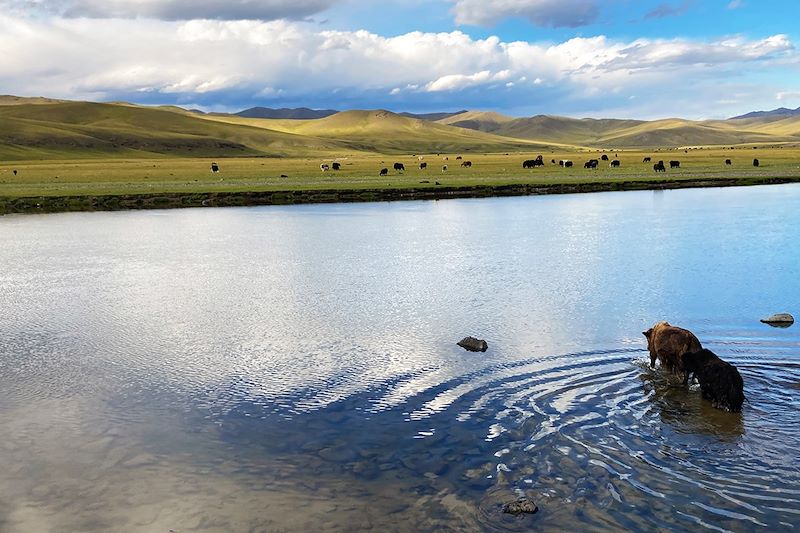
top-left (761, 313), bottom-right (795, 327)
top-left (457, 337), bottom-right (488, 352)
top-left (502, 498), bottom-right (538, 515)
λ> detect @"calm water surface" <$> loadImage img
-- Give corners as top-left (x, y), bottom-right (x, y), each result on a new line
top-left (1, 185), bottom-right (799, 532)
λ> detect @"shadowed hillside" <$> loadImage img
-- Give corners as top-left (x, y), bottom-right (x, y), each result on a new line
top-left (0, 101), bottom-right (368, 160)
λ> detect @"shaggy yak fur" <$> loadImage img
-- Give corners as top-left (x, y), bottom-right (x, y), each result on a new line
top-left (643, 321), bottom-right (702, 374)
top-left (682, 349), bottom-right (745, 412)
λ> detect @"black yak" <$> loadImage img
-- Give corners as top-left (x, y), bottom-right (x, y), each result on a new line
top-left (682, 349), bottom-right (745, 412)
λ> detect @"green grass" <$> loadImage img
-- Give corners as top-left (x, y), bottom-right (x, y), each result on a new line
top-left (2, 147), bottom-right (799, 198)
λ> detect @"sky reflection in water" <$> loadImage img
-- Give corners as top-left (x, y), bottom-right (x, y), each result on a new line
top-left (1, 185), bottom-right (799, 531)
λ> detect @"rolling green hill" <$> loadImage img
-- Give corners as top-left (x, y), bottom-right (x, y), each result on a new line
top-left (4, 97), bottom-right (800, 162)
top-left (199, 109), bottom-right (550, 153)
top-left (438, 112), bottom-right (800, 148)
top-left (0, 101), bottom-right (359, 160)
top-left (0, 101), bottom-right (547, 160)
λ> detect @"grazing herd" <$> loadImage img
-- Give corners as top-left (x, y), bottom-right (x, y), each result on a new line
top-left (332, 153), bottom-right (763, 178)
top-left (203, 153), bottom-right (769, 180)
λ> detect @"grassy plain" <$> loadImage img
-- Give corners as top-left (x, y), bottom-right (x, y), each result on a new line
top-left (2, 147), bottom-right (800, 198)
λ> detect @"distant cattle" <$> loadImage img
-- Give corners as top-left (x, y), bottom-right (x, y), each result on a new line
top-left (379, 168), bottom-right (388, 176)
top-left (601, 154), bottom-right (609, 161)
top-left (442, 165), bottom-right (448, 172)
top-left (584, 159), bottom-right (599, 169)
top-left (610, 159), bottom-right (621, 167)
top-left (13, 169), bottom-right (17, 176)
top-left (320, 164), bottom-right (330, 172)
top-left (394, 163), bottom-right (405, 172)
top-left (551, 159), bottom-right (556, 164)
top-left (753, 158), bottom-right (760, 167)
top-left (210, 162), bottom-right (220, 173)
top-left (280, 174), bottom-right (288, 178)
top-left (669, 160), bottom-right (681, 169)
top-left (420, 162), bottom-right (427, 170)
top-left (725, 159), bottom-right (732, 165)
top-left (643, 157), bottom-right (652, 163)
top-left (455, 156), bottom-right (462, 160)
top-left (523, 159), bottom-right (537, 169)
top-left (461, 161), bottom-right (472, 168)
top-left (654, 161), bottom-right (666, 172)
top-left (332, 162), bottom-right (341, 171)
top-left (559, 160), bottom-right (573, 168)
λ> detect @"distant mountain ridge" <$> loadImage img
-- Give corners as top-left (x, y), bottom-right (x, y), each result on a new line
top-left (731, 107), bottom-right (800, 120)
top-left (235, 107), bottom-right (469, 122)
top-left (236, 107), bottom-right (339, 119)
top-left (398, 110), bottom-right (468, 121)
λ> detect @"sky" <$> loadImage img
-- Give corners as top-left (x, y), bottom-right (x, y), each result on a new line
top-left (1, 0), bottom-right (799, 119)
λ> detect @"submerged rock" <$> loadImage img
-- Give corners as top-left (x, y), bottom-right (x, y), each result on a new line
top-left (761, 313), bottom-right (795, 327)
top-left (457, 336), bottom-right (488, 352)
top-left (502, 498), bottom-right (538, 515)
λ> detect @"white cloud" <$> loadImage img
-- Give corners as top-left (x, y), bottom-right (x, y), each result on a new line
top-left (0, 14), bottom-right (794, 118)
top-left (776, 91), bottom-right (800, 101)
top-left (426, 70), bottom-right (511, 92)
top-left (0, 0), bottom-right (339, 20)
top-left (727, 0), bottom-right (745, 9)
top-left (451, 0), bottom-right (598, 27)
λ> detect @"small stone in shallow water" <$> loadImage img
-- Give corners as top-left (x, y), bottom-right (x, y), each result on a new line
top-left (502, 498), bottom-right (538, 515)
top-left (457, 336), bottom-right (488, 352)
top-left (761, 313), bottom-right (794, 327)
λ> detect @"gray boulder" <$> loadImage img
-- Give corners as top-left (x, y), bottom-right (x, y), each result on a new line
top-left (457, 336), bottom-right (488, 352)
top-left (761, 313), bottom-right (794, 327)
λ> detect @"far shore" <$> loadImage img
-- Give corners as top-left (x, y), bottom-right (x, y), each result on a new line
top-left (3, 175), bottom-right (799, 215)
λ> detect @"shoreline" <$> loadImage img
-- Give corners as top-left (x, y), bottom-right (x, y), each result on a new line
top-left (2, 176), bottom-right (799, 215)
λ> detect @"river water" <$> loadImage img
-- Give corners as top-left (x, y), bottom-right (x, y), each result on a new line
top-left (1, 185), bottom-right (799, 532)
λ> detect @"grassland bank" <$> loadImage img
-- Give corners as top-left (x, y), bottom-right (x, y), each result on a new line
top-left (3, 175), bottom-right (799, 215)
top-left (2, 148), bottom-right (800, 214)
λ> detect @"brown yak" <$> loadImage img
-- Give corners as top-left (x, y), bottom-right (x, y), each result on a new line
top-left (643, 321), bottom-right (702, 375)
